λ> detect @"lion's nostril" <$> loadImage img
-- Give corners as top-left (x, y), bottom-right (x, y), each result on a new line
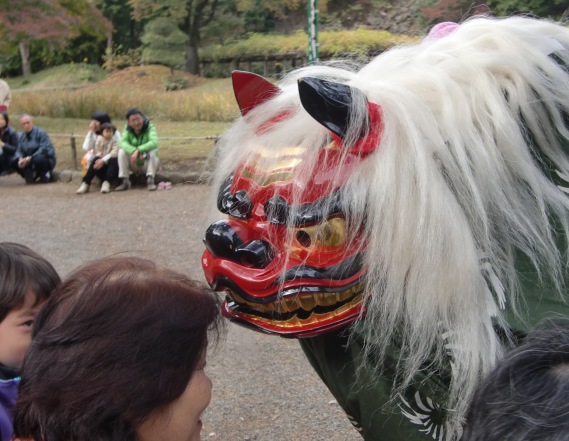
top-left (204, 222), bottom-right (273, 268)
top-left (235, 240), bottom-right (274, 269)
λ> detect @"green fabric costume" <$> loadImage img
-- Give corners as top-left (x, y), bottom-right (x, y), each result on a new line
top-left (301, 272), bottom-right (569, 440)
top-left (300, 173), bottom-right (569, 440)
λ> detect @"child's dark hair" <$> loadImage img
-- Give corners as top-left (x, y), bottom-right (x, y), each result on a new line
top-left (100, 122), bottom-right (116, 133)
top-left (463, 318), bottom-right (569, 441)
top-left (0, 242), bottom-right (60, 322)
top-left (14, 256), bottom-right (223, 441)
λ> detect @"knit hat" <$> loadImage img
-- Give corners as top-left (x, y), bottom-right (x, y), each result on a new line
top-left (91, 111), bottom-right (111, 125)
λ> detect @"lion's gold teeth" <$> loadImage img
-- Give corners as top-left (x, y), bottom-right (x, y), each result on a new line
top-left (226, 284), bottom-right (363, 315)
top-left (237, 295), bottom-right (363, 329)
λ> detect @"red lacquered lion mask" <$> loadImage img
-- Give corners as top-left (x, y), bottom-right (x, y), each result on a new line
top-left (202, 71), bottom-right (381, 337)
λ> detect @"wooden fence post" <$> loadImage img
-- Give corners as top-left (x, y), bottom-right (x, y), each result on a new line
top-left (70, 134), bottom-right (78, 170)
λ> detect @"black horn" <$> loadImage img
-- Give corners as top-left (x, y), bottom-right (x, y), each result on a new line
top-left (298, 77), bottom-right (363, 139)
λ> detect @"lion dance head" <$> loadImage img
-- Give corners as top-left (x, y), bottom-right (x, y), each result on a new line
top-left (203, 16), bottom-right (569, 430)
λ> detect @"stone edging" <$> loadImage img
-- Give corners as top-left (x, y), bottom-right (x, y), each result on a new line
top-left (54, 169), bottom-right (212, 185)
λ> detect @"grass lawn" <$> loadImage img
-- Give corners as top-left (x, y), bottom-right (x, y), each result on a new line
top-left (8, 64), bottom-right (108, 91)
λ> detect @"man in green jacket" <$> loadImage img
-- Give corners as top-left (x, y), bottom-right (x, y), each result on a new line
top-left (116, 108), bottom-right (159, 191)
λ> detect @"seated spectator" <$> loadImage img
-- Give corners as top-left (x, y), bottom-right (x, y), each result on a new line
top-left (0, 112), bottom-right (18, 175)
top-left (76, 122), bottom-right (119, 194)
top-left (13, 257), bottom-right (223, 441)
top-left (116, 108), bottom-right (159, 192)
top-left (81, 111), bottom-right (121, 174)
top-left (82, 110), bottom-right (120, 152)
top-left (0, 242), bottom-right (60, 441)
top-left (15, 114), bottom-right (56, 184)
top-left (462, 319), bottom-right (569, 441)
top-left (0, 80), bottom-right (10, 112)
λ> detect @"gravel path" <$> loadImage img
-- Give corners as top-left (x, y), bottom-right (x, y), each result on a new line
top-left (0, 175), bottom-right (361, 441)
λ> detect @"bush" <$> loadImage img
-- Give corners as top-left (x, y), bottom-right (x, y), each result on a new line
top-left (164, 74), bottom-right (190, 91)
top-left (103, 48), bottom-right (142, 70)
top-left (200, 28), bottom-right (416, 61)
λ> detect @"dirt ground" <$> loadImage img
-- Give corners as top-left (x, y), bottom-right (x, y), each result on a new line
top-left (0, 174), bottom-right (360, 441)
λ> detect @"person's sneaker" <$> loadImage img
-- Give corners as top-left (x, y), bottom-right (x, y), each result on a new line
top-left (147, 175), bottom-right (157, 191)
top-left (101, 181), bottom-right (111, 194)
top-left (115, 179), bottom-right (131, 192)
top-left (41, 171), bottom-right (51, 183)
top-left (76, 182), bottom-right (89, 194)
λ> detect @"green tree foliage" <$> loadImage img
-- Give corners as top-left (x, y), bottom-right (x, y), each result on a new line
top-left (97, 0), bottom-right (144, 53)
top-left (236, 0), bottom-right (307, 32)
top-left (130, 0), bottom-right (221, 74)
top-left (201, 10), bottom-right (246, 45)
top-left (236, 0), bottom-right (304, 18)
top-left (486, 0), bottom-right (567, 18)
top-left (141, 17), bottom-right (188, 70)
top-left (421, 0), bottom-right (567, 23)
top-left (237, 0), bottom-right (276, 33)
top-left (0, 0), bottom-right (111, 76)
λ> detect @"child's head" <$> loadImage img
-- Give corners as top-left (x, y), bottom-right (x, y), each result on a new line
top-left (14, 257), bottom-right (223, 441)
top-left (100, 122), bottom-right (115, 140)
top-left (0, 243), bottom-right (60, 371)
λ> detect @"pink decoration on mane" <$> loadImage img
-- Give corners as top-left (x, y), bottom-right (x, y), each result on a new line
top-left (424, 21), bottom-right (459, 42)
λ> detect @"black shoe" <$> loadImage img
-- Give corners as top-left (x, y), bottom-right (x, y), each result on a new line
top-left (41, 171), bottom-right (51, 183)
top-left (23, 168), bottom-right (35, 184)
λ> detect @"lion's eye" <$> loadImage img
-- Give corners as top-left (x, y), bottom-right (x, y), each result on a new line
top-left (295, 218), bottom-right (346, 248)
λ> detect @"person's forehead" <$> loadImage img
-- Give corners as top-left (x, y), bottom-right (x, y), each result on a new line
top-left (8, 292), bottom-right (40, 318)
top-left (128, 114), bottom-right (143, 120)
top-left (20, 117), bottom-right (32, 124)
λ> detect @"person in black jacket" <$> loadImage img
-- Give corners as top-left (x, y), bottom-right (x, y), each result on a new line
top-left (0, 112), bottom-right (18, 175)
top-left (15, 114), bottom-right (56, 184)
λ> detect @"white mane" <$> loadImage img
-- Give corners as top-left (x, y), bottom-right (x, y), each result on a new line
top-left (213, 16), bottom-right (569, 433)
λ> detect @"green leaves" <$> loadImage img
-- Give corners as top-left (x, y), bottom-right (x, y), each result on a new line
top-left (486, 0), bottom-right (567, 18)
top-left (141, 17), bottom-right (188, 70)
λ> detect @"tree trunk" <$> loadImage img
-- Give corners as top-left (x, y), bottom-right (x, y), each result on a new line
top-left (185, 37), bottom-right (200, 75)
top-left (183, 0), bottom-right (219, 75)
top-left (19, 41), bottom-right (31, 76)
top-left (106, 30), bottom-right (113, 53)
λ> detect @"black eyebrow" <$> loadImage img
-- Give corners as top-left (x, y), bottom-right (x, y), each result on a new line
top-left (264, 188), bottom-right (344, 226)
